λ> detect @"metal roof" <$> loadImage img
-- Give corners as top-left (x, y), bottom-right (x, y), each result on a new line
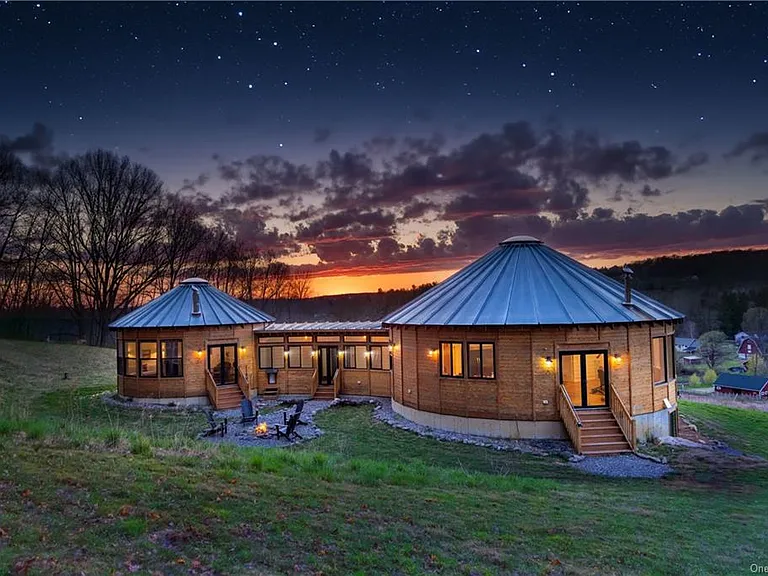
top-left (260, 321), bottom-right (385, 332)
top-left (382, 236), bottom-right (685, 326)
top-left (714, 373), bottom-right (768, 392)
top-left (109, 278), bottom-right (274, 329)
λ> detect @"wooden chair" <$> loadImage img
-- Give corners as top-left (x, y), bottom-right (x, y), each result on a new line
top-left (240, 399), bottom-right (258, 424)
top-left (203, 411), bottom-right (228, 437)
top-left (275, 412), bottom-right (303, 441)
top-left (283, 399), bottom-right (308, 426)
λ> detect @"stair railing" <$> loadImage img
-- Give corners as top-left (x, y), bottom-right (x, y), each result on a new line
top-left (310, 368), bottom-right (319, 398)
top-left (609, 383), bottom-right (635, 450)
top-left (237, 366), bottom-right (250, 399)
top-left (332, 368), bottom-right (340, 399)
top-left (205, 369), bottom-right (219, 407)
top-left (558, 384), bottom-right (582, 454)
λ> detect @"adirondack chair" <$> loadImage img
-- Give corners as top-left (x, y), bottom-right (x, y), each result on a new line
top-left (274, 411), bottom-right (303, 441)
top-left (240, 398), bottom-right (258, 424)
top-left (282, 399), bottom-right (308, 426)
top-left (204, 411), bottom-right (228, 437)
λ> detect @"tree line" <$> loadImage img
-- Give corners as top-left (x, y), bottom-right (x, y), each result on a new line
top-left (0, 148), bottom-right (311, 346)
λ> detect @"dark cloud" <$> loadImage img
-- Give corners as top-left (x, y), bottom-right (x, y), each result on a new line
top-left (0, 122), bottom-right (62, 167)
top-left (639, 184), bottom-right (663, 197)
top-left (400, 199), bottom-right (439, 221)
top-left (216, 206), bottom-right (298, 255)
top-left (727, 131), bottom-right (768, 163)
top-left (313, 127), bottom-right (332, 143)
top-left (177, 172), bottom-right (210, 194)
top-left (219, 155), bottom-right (317, 204)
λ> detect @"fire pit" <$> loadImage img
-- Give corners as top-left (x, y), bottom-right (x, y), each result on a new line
top-left (254, 422), bottom-right (269, 437)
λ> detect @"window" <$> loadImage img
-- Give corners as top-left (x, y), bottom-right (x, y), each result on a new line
top-left (468, 343), bottom-right (495, 379)
top-left (370, 335), bottom-right (389, 343)
top-left (117, 340), bottom-right (124, 375)
top-left (343, 345), bottom-right (367, 369)
top-left (161, 340), bottom-right (183, 377)
top-left (259, 346), bottom-right (284, 369)
top-left (440, 342), bottom-right (463, 377)
top-left (667, 336), bottom-right (676, 380)
top-left (140, 341), bottom-right (158, 378)
top-left (651, 336), bottom-right (667, 384)
top-left (288, 345), bottom-right (313, 368)
top-left (124, 341), bottom-right (137, 376)
top-left (344, 335), bottom-right (367, 343)
top-left (288, 335), bottom-right (312, 343)
top-left (258, 336), bottom-right (284, 344)
top-left (369, 345), bottom-right (391, 370)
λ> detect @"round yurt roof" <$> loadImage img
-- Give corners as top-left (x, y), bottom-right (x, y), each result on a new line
top-left (382, 237), bottom-right (684, 326)
top-left (109, 278), bottom-right (274, 329)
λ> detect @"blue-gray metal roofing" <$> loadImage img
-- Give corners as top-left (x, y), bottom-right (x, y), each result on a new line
top-left (382, 239), bottom-right (685, 326)
top-left (109, 280), bottom-right (274, 329)
top-left (260, 321), bottom-right (385, 332)
top-left (714, 373), bottom-right (768, 392)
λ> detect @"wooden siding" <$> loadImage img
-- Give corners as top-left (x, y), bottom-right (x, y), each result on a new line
top-left (116, 324), bottom-right (259, 400)
top-left (391, 323), bottom-right (677, 422)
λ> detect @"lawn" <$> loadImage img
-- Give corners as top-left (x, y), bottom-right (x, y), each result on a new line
top-left (0, 340), bottom-right (767, 575)
top-left (679, 399), bottom-right (768, 459)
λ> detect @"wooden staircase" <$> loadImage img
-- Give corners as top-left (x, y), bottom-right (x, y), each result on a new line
top-left (313, 385), bottom-right (335, 400)
top-left (577, 408), bottom-right (633, 455)
top-left (214, 384), bottom-right (246, 410)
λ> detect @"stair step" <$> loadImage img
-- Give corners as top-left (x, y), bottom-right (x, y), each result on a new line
top-left (581, 448), bottom-right (633, 455)
top-left (581, 418), bottom-right (618, 425)
top-left (581, 440), bottom-right (631, 449)
top-left (582, 434), bottom-right (628, 444)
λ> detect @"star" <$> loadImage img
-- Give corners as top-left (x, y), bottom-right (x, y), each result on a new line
top-left (248, 83), bottom-right (253, 89)
top-left (273, 41), bottom-right (278, 46)
top-left (550, 71), bottom-right (555, 77)
top-left (237, 11), bottom-right (243, 17)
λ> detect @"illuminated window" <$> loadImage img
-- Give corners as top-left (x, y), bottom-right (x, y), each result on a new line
top-left (667, 336), bottom-right (676, 379)
top-left (259, 346), bottom-right (284, 369)
top-left (161, 340), bottom-right (183, 378)
top-left (440, 342), bottom-right (463, 378)
top-left (468, 343), bottom-right (495, 379)
top-left (140, 341), bottom-right (158, 378)
top-left (343, 345), bottom-right (367, 369)
top-left (652, 336), bottom-right (667, 384)
top-left (369, 345), bottom-right (391, 370)
top-left (288, 345), bottom-right (313, 368)
top-left (124, 341), bottom-right (137, 376)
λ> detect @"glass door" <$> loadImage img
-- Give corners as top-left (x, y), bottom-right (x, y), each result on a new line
top-left (208, 344), bottom-right (238, 386)
top-left (559, 351), bottom-right (608, 408)
top-left (318, 346), bottom-right (338, 386)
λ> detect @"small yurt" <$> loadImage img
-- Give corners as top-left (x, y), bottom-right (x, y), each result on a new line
top-left (109, 278), bottom-right (273, 408)
top-left (383, 236), bottom-right (684, 454)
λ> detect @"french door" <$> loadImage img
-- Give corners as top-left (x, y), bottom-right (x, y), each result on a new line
top-left (208, 344), bottom-right (238, 386)
top-left (317, 346), bottom-right (338, 387)
top-left (560, 351), bottom-right (609, 408)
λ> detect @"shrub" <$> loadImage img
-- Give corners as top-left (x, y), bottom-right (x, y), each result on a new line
top-left (129, 435), bottom-right (152, 456)
top-left (103, 427), bottom-right (123, 448)
top-left (689, 374), bottom-right (702, 386)
top-left (703, 368), bottom-right (718, 386)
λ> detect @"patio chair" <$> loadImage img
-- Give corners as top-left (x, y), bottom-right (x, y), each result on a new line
top-left (274, 411), bottom-right (303, 441)
top-left (240, 398), bottom-right (258, 424)
top-left (283, 399), bottom-right (308, 426)
top-left (203, 411), bottom-right (228, 437)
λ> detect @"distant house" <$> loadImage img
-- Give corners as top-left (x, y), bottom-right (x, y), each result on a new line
top-left (714, 373), bottom-right (768, 397)
top-left (681, 355), bottom-right (702, 366)
top-left (675, 337), bottom-right (699, 353)
top-left (737, 337), bottom-right (762, 360)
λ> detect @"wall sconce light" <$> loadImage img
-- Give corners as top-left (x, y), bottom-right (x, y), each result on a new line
top-left (338, 350), bottom-right (345, 357)
top-left (283, 350), bottom-right (289, 357)
top-left (311, 350), bottom-right (317, 357)
top-left (544, 356), bottom-right (553, 368)
top-left (196, 348), bottom-right (203, 358)
top-left (239, 345), bottom-right (247, 353)
top-left (612, 353), bottom-right (622, 364)
top-left (364, 350), bottom-right (371, 357)
top-left (428, 349), bottom-right (438, 358)
top-left (388, 345), bottom-right (393, 352)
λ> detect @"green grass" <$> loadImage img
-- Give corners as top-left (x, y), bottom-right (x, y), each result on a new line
top-left (0, 339), bottom-right (767, 574)
top-left (679, 400), bottom-right (768, 459)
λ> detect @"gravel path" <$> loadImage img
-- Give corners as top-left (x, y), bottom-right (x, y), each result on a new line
top-left (570, 454), bottom-right (673, 478)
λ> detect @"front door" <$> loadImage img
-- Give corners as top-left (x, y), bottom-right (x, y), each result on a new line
top-left (560, 351), bottom-right (608, 408)
top-left (318, 346), bottom-right (338, 387)
top-left (208, 344), bottom-right (238, 386)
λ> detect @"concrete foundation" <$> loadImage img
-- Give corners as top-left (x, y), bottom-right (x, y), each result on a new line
top-left (119, 395), bottom-right (210, 407)
top-left (391, 400), bottom-right (567, 439)
top-left (634, 404), bottom-right (676, 443)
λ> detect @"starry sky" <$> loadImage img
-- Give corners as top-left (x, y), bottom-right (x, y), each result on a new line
top-left (2, 1), bottom-right (768, 295)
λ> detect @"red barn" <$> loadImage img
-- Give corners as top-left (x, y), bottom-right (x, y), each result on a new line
top-left (737, 337), bottom-right (762, 359)
top-left (714, 373), bottom-right (768, 397)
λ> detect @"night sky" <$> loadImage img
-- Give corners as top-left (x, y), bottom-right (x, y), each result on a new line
top-left (2, 2), bottom-right (768, 295)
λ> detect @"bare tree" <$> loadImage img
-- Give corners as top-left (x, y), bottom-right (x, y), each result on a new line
top-left (697, 330), bottom-right (729, 369)
top-left (42, 150), bottom-right (169, 345)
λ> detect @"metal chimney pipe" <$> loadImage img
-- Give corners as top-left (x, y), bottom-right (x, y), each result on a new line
top-left (622, 265), bottom-right (634, 305)
top-left (191, 287), bottom-right (201, 315)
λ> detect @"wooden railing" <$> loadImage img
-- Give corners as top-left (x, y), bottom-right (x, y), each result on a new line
top-left (609, 383), bottom-right (635, 450)
top-left (237, 366), bottom-right (250, 399)
top-left (558, 385), bottom-right (583, 454)
top-left (332, 368), bottom-right (340, 399)
top-left (310, 368), bottom-right (319, 398)
top-left (205, 369), bottom-right (218, 407)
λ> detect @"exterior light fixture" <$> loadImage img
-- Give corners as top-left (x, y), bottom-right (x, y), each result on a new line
top-left (388, 345), bottom-right (393, 352)
top-left (544, 356), bottom-right (553, 368)
top-left (612, 353), bottom-right (622, 363)
top-left (239, 345), bottom-right (246, 353)
top-left (365, 350), bottom-right (371, 357)
top-left (196, 348), bottom-right (203, 358)
top-left (283, 350), bottom-right (289, 357)
top-left (338, 350), bottom-right (344, 357)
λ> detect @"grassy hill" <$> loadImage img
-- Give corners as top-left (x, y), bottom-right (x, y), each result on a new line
top-left (1, 340), bottom-right (767, 574)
